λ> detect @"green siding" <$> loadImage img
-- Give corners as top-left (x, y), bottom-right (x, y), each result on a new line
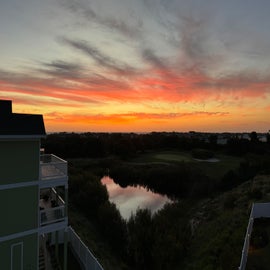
top-left (0, 233), bottom-right (38, 270)
top-left (0, 140), bottom-right (40, 185)
top-left (0, 186), bottom-right (38, 237)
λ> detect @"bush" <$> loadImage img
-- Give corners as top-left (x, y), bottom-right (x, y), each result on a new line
top-left (219, 170), bottom-right (238, 191)
top-left (98, 202), bottom-right (127, 256)
top-left (248, 187), bottom-right (263, 200)
top-left (223, 193), bottom-right (237, 209)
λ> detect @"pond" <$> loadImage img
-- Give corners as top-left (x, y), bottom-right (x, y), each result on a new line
top-left (101, 176), bottom-right (172, 219)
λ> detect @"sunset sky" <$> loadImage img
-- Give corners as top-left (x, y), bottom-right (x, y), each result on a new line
top-left (1, 0), bottom-right (270, 132)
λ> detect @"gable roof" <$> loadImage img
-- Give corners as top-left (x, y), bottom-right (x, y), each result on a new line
top-left (0, 100), bottom-right (46, 137)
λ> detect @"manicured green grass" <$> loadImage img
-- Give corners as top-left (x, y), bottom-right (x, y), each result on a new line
top-left (131, 150), bottom-right (192, 163)
top-left (193, 154), bottom-right (243, 179)
top-left (153, 151), bottom-right (193, 162)
top-left (131, 150), bottom-right (243, 180)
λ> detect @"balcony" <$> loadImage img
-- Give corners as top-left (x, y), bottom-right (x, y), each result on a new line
top-left (40, 154), bottom-right (67, 187)
top-left (40, 188), bottom-right (66, 226)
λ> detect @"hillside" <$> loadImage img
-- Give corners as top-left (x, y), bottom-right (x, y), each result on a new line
top-left (183, 175), bottom-right (270, 270)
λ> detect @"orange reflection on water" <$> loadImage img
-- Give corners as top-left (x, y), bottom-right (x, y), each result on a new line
top-left (101, 176), bottom-right (172, 219)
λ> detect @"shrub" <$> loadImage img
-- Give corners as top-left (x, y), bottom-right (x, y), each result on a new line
top-left (223, 193), bottom-right (237, 209)
top-left (248, 187), bottom-right (263, 200)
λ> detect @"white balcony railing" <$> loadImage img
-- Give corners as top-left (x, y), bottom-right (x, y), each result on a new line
top-left (40, 187), bottom-right (66, 226)
top-left (40, 205), bottom-right (65, 226)
top-left (51, 187), bottom-right (65, 206)
top-left (40, 154), bottom-right (67, 181)
top-left (238, 203), bottom-right (270, 270)
top-left (69, 226), bottom-right (104, 270)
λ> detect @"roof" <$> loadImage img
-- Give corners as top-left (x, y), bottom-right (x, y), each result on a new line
top-left (0, 100), bottom-right (46, 137)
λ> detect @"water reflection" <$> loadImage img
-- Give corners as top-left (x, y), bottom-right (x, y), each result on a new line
top-left (101, 176), bottom-right (172, 219)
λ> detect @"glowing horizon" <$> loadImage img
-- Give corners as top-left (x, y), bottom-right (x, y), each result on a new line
top-left (1, 1), bottom-right (270, 133)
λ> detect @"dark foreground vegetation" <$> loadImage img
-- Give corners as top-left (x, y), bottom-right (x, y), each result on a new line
top-left (43, 131), bottom-right (270, 270)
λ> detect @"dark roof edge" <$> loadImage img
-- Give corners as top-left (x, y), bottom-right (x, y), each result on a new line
top-left (0, 100), bottom-right (46, 136)
top-left (0, 134), bottom-right (46, 139)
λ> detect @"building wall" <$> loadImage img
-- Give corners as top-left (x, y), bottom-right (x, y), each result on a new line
top-left (0, 140), bottom-right (40, 184)
top-left (0, 233), bottom-right (38, 270)
top-left (0, 186), bottom-right (38, 237)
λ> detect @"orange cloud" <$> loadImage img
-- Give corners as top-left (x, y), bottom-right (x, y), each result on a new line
top-left (43, 110), bottom-right (231, 133)
top-left (1, 45), bottom-right (270, 133)
top-left (1, 60), bottom-right (269, 108)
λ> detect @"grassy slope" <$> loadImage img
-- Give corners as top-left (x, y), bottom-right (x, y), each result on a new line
top-left (185, 175), bottom-right (270, 270)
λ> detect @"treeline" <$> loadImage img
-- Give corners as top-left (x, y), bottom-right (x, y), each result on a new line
top-left (43, 132), bottom-right (207, 158)
top-left (110, 163), bottom-right (212, 199)
top-left (42, 132), bottom-right (270, 159)
top-left (109, 157), bottom-right (270, 200)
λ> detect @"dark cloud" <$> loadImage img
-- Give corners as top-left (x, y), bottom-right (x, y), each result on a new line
top-left (196, 71), bottom-right (270, 93)
top-left (144, 8), bottom-right (222, 74)
top-left (0, 68), bottom-right (102, 104)
top-left (174, 15), bottom-right (224, 77)
top-left (141, 48), bottom-right (179, 82)
top-left (38, 60), bottom-right (83, 79)
top-left (64, 0), bottom-right (97, 19)
top-left (142, 49), bottom-right (169, 70)
top-left (43, 60), bottom-right (81, 71)
top-left (180, 16), bottom-right (208, 60)
top-left (83, 74), bottom-right (131, 92)
top-left (61, 38), bottom-right (137, 75)
top-left (60, 0), bottom-right (142, 38)
top-left (137, 9), bottom-right (222, 78)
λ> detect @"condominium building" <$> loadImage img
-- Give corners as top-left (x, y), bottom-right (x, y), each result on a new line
top-left (0, 100), bottom-right (68, 270)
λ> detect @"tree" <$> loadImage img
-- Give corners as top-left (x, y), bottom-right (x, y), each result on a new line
top-left (127, 209), bottom-right (154, 269)
top-left (208, 134), bottom-right (218, 149)
top-left (267, 131), bottom-right (270, 144)
top-left (98, 202), bottom-right (127, 256)
top-left (250, 131), bottom-right (258, 143)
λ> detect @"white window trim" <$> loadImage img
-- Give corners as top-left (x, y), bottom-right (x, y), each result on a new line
top-left (0, 181), bottom-right (38, 191)
top-left (11, 242), bottom-right (23, 270)
top-left (0, 220), bottom-right (68, 243)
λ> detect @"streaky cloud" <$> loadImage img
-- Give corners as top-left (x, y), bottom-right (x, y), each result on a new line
top-left (38, 60), bottom-right (83, 79)
top-left (142, 48), bottom-right (170, 71)
top-left (61, 38), bottom-right (137, 75)
top-left (45, 111), bottom-right (229, 123)
top-left (60, 0), bottom-right (143, 38)
top-left (43, 60), bottom-right (81, 72)
top-left (196, 71), bottom-right (270, 97)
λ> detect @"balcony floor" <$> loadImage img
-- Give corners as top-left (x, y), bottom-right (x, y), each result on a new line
top-left (40, 188), bottom-right (65, 226)
top-left (41, 164), bottom-right (65, 180)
